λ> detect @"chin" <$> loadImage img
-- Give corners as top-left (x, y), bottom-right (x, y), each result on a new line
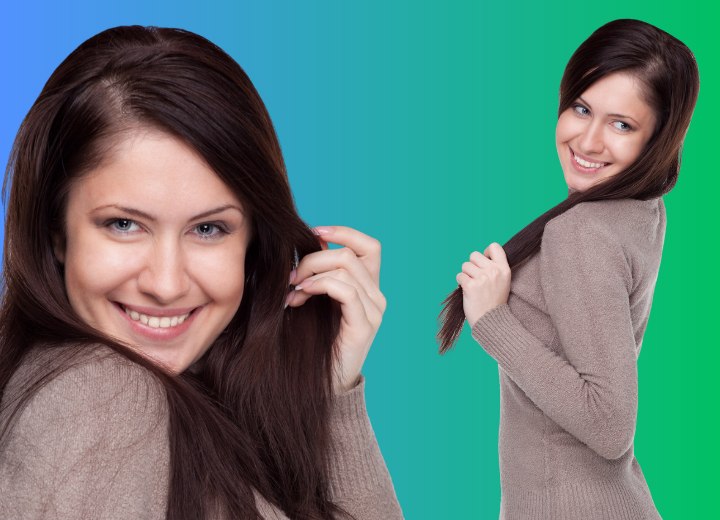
top-left (564, 171), bottom-right (610, 194)
top-left (132, 346), bottom-right (194, 374)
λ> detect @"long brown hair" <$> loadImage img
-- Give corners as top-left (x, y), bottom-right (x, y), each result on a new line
top-left (438, 19), bottom-right (700, 352)
top-left (0, 26), bottom-right (346, 519)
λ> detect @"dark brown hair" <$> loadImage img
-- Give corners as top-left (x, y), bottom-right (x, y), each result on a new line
top-left (0, 26), bottom-right (346, 519)
top-left (438, 19), bottom-right (700, 351)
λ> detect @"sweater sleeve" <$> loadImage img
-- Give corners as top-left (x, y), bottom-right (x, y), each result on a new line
top-left (471, 211), bottom-right (638, 460)
top-left (326, 377), bottom-right (404, 519)
top-left (0, 351), bottom-right (170, 519)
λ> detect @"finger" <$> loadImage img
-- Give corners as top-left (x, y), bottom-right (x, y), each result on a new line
top-left (293, 247), bottom-right (383, 307)
top-left (484, 242), bottom-right (508, 266)
top-left (457, 269), bottom-right (489, 285)
top-left (313, 226), bottom-right (381, 281)
top-left (291, 276), bottom-right (372, 331)
top-left (461, 261), bottom-right (484, 279)
top-left (469, 250), bottom-right (492, 268)
top-left (316, 238), bottom-right (329, 251)
top-left (456, 272), bottom-right (471, 286)
top-left (291, 269), bottom-right (381, 323)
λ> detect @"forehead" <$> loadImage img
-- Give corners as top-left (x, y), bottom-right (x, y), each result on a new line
top-left (69, 128), bottom-right (244, 216)
top-left (581, 72), bottom-right (655, 122)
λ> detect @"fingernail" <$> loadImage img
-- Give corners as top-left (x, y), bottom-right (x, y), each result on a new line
top-left (312, 226), bottom-right (333, 236)
top-left (289, 269), bottom-right (296, 285)
top-left (295, 278), bottom-right (314, 291)
top-left (284, 291), bottom-right (293, 309)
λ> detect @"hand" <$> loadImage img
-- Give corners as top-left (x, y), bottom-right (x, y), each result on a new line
top-left (456, 243), bottom-right (511, 327)
top-left (286, 226), bottom-right (385, 394)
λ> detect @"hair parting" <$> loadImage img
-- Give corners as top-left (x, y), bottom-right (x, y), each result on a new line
top-left (1, 26), bottom-right (348, 519)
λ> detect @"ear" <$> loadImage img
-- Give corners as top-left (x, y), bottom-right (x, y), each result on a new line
top-left (52, 233), bottom-right (66, 264)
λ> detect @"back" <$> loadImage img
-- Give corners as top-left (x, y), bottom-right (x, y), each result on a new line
top-left (472, 197), bottom-right (666, 519)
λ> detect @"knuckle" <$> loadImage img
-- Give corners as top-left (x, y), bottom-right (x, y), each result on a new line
top-left (335, 267), bottom-right (350, 282)
top-left (377, 293), bottom-right (387, 312)
top-left (339, 247), bottom-right (356, 263)
top-left (368, 237), bottom-right (381, 254)
top-left (347, 285), bottom-right (361, 301)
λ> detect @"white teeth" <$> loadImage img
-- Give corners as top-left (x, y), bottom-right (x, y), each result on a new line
top-left (123, 306), bottom-right (191, 329)
top-left (574, 153), bottom-right (606, 169)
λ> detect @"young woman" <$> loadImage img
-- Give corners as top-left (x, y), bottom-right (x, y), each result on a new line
top-left (439, 19), bottom-right (699, 519)
top-left (0, 26), bottom-right (403, 519)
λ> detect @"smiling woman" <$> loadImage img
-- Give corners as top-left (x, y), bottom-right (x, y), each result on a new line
top-left (58, 130), bottom-right (251, 374)
top-left (439, 19), bottom-right (699, 520)
top-left (556, 72), bottom-right (657, 192)
top-left (0, 26), bottom-right (402, 519)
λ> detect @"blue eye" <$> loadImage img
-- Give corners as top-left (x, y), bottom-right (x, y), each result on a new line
top-left (572, 104), bottom-right (591, 117)
top-left (194, 223), bottom-right (227, 239)
top-left (109, 219), bottom-right (140, 233)
top-left (612, 120), bottom-right (633, 132)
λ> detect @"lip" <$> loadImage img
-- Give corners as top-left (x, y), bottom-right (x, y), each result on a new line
top-left (114, 301), bottom-right (202, 341)
top-left (569, 146), bottom-right (610, 174)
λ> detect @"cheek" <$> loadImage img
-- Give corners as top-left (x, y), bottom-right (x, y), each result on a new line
top-left (188, 245), bottom-right (247, 306)
top-left (609, 137), bottom-right (646, 165)
top-left (555, 112), bottom-right (579, 145)
top-left (63, 238), bottom-right (142, 315)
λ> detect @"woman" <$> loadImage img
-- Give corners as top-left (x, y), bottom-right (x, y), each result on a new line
top-left (0, 26), bottom-right (403, 519)
top-left (439, 19), bottom-right (699, 519)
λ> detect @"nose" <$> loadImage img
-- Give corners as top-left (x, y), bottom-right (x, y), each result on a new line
top-left (577, 120), bottom-right (604, 155)
top-left (137, 237), bottom-right (190, 304)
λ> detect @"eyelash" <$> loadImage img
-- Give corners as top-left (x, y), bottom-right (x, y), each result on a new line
top-left (193, 222), bottom-right (229, 239)
top-left (571, 103), bottom-right (634, 133)
top-left (107, 218), bottom-right (140, 234)
top-left (572, 103), bottom-right (591, 118)
top-left (612, 120), bottom-right (634, 132)
top-left (104, 219), bottom-right (229, 240)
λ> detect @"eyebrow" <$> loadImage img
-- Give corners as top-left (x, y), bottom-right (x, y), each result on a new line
top-left (578, 96), bottom-right (641, 126)
top-left (92, 204), bottom-right (244, 221)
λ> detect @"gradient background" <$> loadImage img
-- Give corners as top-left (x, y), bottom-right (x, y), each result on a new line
top-left (1, 1), bottom-right (717, 518)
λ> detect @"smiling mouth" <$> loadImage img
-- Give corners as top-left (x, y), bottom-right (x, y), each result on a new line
top-left (119, 304), bottom-right (194, 329)
top-left (570, 147), bottom-right (609, 170)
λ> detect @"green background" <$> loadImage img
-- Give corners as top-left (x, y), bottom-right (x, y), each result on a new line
top-left (1, 1), bottom-right (717, 518)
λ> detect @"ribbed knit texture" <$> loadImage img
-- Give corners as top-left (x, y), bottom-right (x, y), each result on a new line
top-left (472, 198), bottom-right (665, 520)
top-left (0, 346), bottom-right (403, 519)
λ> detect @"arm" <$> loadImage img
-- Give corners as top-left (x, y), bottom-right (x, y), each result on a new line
top-left (472, 213), bottom-right (638, 460)
top-left (326, 378), bottom-right (404, 520)
top-left (0, 350), bottom-right (170, 519)
top-left (289, 227), bottom-right (402, 516)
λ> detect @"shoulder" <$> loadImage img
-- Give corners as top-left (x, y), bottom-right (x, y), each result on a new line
top-left (3, 344), bottom-right (168, 447)
top-left (1, 345), bottom-right (171, 518)
top-left (539, 198), bottom-right (665, 290)
top-left (545, 197), bottom-right (665, 242)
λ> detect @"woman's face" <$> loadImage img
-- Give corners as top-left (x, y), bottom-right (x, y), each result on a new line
top-left (57, 128), bottom-right (251, 373)
top-left (555, 72), bottom-right (657, 192)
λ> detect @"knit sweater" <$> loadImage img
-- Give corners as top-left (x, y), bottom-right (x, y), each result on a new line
top-left (472, 198), bottom-right (665, 520)
top-left (0, 346), bottom-right (403, 519)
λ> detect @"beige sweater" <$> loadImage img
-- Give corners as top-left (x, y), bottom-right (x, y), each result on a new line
top-left (472, 198), bottom-right (665, 520)
top-left (0, 346), bottom-right (403, 519)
